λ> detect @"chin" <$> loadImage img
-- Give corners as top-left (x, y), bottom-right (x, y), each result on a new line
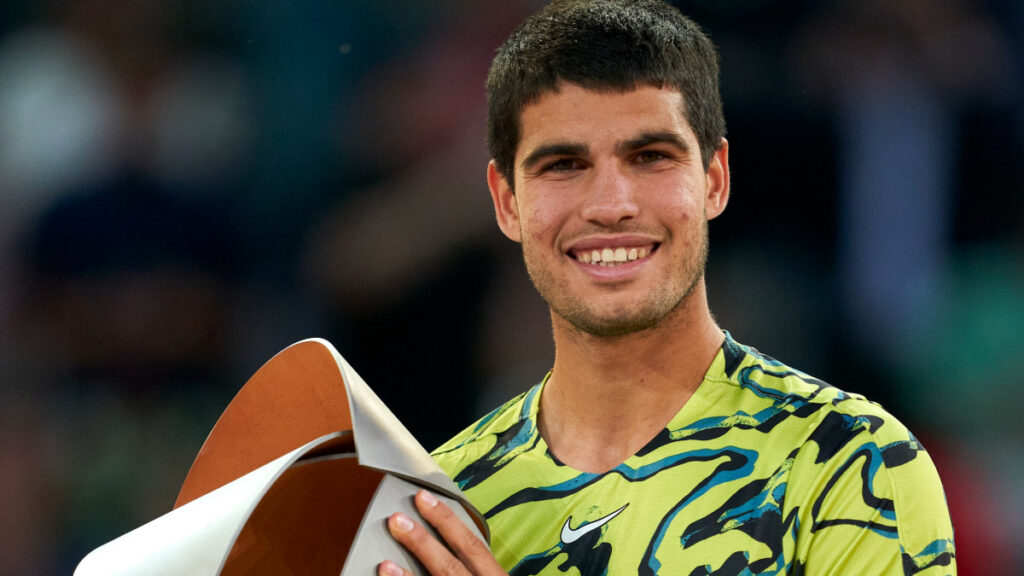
top-left (560, 280), bottom-right (701, 338)
top-left (562, 306), bottom-right (669, 338)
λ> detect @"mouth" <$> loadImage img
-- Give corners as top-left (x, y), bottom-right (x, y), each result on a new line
top-left (568, 243), bottom-right (659, 267)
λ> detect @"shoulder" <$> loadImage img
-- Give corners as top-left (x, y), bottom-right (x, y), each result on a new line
top-left (723, 341), bottom-right (958, 572)
top-left (718, 337), bottom-right (916, 450)
top-left (721, 337), bottom-right (857, 408)
top-left (431, 383), bottom-right (542, 489)
top-left (788, 402), bottom-right (956, 572)
top-left (727, 338), bottom-right (942, 493)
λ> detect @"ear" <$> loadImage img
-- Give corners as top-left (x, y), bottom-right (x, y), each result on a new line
top-left (488, 160), bottom-right (522, 242)
top-left (704, 138), bottom-right (730, 221)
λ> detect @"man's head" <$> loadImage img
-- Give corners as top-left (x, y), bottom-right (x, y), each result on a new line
top-left (486, 0), bottom-right (725, 188)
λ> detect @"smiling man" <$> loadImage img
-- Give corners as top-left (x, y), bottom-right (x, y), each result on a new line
top-left (378, 1), bottom-right (957, 575)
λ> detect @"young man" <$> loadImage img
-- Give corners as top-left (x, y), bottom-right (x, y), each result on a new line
top-left (380, 1), bottom-right (957, 574)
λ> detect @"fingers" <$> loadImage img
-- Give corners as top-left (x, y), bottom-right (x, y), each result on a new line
top-left (412, 491), bottom-right (503, 575)
top-left (378, 559), bottom-right (412, 576)
top-left (383, 502), bottom-right (472, 576)
top-left (380, 490), bottom-right (505, 576)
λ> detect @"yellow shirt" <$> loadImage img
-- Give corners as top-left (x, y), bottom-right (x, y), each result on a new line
top-left (433, 335), bottom-right (956, 575)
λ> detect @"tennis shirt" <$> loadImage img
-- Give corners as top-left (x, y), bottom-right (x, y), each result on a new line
top-left (432, 335), bottom-right (957, 575)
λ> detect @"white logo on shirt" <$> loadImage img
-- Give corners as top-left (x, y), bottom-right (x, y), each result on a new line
top-left (559, 503), bottom-right (629, 545)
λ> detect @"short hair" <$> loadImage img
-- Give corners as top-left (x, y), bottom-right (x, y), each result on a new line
top-left (486, 0), bottom-right (726, 187)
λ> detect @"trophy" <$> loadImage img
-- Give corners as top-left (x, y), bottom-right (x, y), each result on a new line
top-left (75, 339), bottom-right (487, 575)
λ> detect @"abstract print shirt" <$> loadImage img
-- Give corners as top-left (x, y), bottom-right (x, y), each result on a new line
top-left (432, 335), bottom-right (957, 575)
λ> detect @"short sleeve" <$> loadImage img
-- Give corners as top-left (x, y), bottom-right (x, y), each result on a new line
top-left (786, 407), bottom-right (957, 575)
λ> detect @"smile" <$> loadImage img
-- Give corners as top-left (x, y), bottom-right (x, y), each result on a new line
top-left (569, 244), bottom-right (658, 267)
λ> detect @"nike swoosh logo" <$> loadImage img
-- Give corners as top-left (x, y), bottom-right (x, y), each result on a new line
top-left (560, 503), bottom-right (629, 544)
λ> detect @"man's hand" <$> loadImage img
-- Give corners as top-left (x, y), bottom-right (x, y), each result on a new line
top-left (377, 490), bottom-right (508, 576)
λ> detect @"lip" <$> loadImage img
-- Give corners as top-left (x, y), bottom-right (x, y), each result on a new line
top-left (565, 234), bottom-right (658, 253)
top-left (571, 254), bottom-right (652, 281)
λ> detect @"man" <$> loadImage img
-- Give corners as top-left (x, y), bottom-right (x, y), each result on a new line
top-left (379, 1), bottom-right (957, 574)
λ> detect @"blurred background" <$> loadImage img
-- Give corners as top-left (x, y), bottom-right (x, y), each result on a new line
top-left (0, 0), bottom-right (1020, 573)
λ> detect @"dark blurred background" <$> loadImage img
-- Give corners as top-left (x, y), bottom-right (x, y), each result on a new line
top-left (0, 0), bottom-right (1021, 573)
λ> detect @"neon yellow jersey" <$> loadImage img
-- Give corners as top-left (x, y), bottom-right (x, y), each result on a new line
top-left (432, 335), bottom-right (956, 575)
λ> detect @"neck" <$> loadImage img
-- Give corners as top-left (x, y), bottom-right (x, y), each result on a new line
top-left (538, 282), bottom-right (724, 473)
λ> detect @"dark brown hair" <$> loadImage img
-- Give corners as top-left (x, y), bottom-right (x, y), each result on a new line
top-left (486, 0), bottom-right (726, 187)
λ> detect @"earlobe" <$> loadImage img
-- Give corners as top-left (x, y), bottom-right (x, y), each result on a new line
top-left (705, 138), bottom-right (730, 221)
top-left (488, 161), bottom-right (522, 242)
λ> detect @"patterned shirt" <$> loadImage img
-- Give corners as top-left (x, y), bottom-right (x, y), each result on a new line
top-left (432, 335), bottom-right (957, 575)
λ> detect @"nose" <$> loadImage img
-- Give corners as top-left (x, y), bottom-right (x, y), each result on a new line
top-left (579, 162), bottom-right (639, 226)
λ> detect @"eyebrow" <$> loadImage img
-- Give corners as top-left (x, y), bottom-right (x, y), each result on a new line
top-left (520, 142), bottom-right (589, 172)
top-left (519, 131), bottom-right (691, 172)
top-left (615, 131), bottom-right (690, 155)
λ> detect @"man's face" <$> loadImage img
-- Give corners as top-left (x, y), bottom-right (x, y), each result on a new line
top-left (488, 83), bottom-right (730, 338)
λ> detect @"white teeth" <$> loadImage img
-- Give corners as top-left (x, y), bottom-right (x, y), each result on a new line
top-left (576, 246), bottom-right (654, 266)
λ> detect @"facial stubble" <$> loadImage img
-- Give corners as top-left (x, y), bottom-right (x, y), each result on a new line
top-left (522, 218), bottom-right (710, 339)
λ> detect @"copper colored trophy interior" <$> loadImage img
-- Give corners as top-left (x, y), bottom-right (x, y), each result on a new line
top-left (222, 455), bottom-right (385, 575)
top-left (176, 341), bottom-right (355, 508)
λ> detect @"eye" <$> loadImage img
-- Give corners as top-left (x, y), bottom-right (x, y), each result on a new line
top-left (633, 150), bottom-right (669, 164)
top-left (543, 158), bottom-right (584, 173)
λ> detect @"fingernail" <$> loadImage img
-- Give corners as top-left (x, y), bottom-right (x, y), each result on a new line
top-left (418, 490), bottom-right (438, 507)
top-left (379, 560), bottom-right (403, 576)
top-left (392, 513), bottom-right (414, 532)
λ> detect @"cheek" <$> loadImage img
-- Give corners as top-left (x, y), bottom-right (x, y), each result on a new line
top-left (659, 186), bottom-right (702, 222)
top-left (522, 195), bottom-right (573, 244)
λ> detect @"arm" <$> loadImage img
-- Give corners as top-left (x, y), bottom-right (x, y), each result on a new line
top-left (379, 490), bottom-right (508, 576)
